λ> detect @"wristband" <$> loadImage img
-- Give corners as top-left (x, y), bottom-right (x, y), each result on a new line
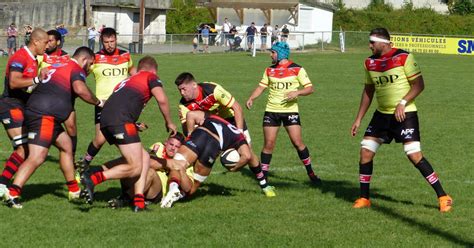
top-left (399, 99), bottom-right (407, 106)
top-left (96, 99), bottom-right (104, 107)
top-left (33, 76), bottom-right (41, 85)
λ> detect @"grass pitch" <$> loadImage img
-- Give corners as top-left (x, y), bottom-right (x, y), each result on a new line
top-left (0, 51), bottom-right (472, 247)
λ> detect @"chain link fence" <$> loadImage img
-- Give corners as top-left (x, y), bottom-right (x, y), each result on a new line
top-left (1, 31), bottom-right (472, 55)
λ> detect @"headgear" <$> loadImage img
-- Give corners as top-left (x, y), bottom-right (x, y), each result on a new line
top-left (271, 42), bottom-right (290, 61)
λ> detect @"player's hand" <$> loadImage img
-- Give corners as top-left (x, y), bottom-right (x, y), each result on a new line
top-left (39, 67), bottom-right (49, 80)
top-left (246, 99), bottom-right (253, 109)
top-left (166, 122), bottom-right (177, 135)
top-left (135, 122), bottom-right (148, 132)
top-left (395, 104), bottom-right (406, 122)
top-left (284, 91), bottom-right (299, 102)
top-left (351, 120), bottom-right (360, 137)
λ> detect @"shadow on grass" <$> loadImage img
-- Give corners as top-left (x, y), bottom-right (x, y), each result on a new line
top-left (318, 179), bottom-right (472, 246)
top-left (22, 182), bottom-right (64, 202)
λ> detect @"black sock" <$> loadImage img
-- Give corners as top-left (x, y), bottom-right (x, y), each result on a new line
top-left (85, 142), bottom-right (100, 162)
top-left (70, 135), bottom-right (77, 157)
top-left (249, 164), bottom-right (268, 189)
top-left (415, 157), bottom-right (446, 198)
top-left (297, 147), bottom-right (315, 177)
top-left (359, 161), bottom-right (373, 199)
top-left (260, 152), bottom-right (272, 173)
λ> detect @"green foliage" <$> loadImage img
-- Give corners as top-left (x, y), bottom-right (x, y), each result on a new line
top-left (367, 0), bottom-right (394, 12)
top-left (448, 0), bottom-right (474, 15)
top-left (334, 6), bottom-right (474, 35)
top-left (166, 0), bottom-right (213, 34)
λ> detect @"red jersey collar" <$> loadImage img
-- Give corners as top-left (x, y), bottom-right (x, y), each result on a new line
top-left (195, 84), bottom-right (204, 102)
top-left (379, 48), bottom-right (397, 59)
top-left (276, 60), bottom-right (293, 68)
top-left (100, 48), bottom-right (120, 56)
top-left (23, 46), bottom-right (36, 60)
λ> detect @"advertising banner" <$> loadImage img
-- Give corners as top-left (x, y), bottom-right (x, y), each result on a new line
top-left (391, 35), bottom-right (473, 55)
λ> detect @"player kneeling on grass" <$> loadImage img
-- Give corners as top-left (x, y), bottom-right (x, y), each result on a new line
top-left (160, 110), bottom-right (275, 208)
top-left (80, 56), bottom-right (177, 212)
top-left (4, 47), bottom-right (100, 208)
top-left (96, 133), bottom-right (193, 208)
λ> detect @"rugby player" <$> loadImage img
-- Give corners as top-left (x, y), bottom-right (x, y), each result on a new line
top-left (175, 72), bottom-right (275, 197)
top-left (80, 56), bottom-right (177, 212)
top-left (101, 133), bottom-right (193, 209)
top-left (37, 30), bottom-right (79, 156)
top-left (160, 111), bottom-right (274, 208)
top-left (0, 28), bottom-right (48, 196)
top-left (246, 41), bottom-right (321, 184)
top-left (4, 47), bottom-right (100, 208)
top-left (77, 27), bottom-right (136, 170)
top-left (350, 28), bottom-right (452, 212)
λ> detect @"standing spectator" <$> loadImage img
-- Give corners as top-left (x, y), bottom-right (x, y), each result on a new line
top-left (350, 28), bottom-right (452, 212)
top-left (228, 25), bottom-right (237, 51)
top-left (260, 23), bottom-right (268, 51)
top-left (201, 25), bottom-right (210, 53)
top-left (245, 22), bottom-right (257, 51)
top-left (87, 26), bottom-right (98, 52)
top-left (56, 24), bottom-right (68, 48)
top-left (271, 24), bottom-right (280, 44)
top-left (6, 23), bottom-right (18, 56)
top-left (281, 25), bottom-right (289, 42)
top-left (98, 24), bottom-right (106, 51)
top-left (222, 17), bottom-right (232, 47)
top-left (24, 25), bottom-right (33, 46)
top-left (246, 41), bottom-right (321, 185)
top-left (192, 34), bottom-right (198, 54)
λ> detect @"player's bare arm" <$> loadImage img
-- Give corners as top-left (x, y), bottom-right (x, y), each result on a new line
top-left (185, 110), bottom-right (206, 134)
top-left (351, 84), bottom-right (375, 136)
top-left (395, 76), bottom-right (425, 122)
top-left (230, 101), bottom-right (244, 130)
top-left (151, 87), bottom-right (177, 135)
top-left (8, 71), bottom-right (41, 89)
top-left (246, 85), bottom-right (266, 109)
top-left (229, 144), bottom-right (252, 172)
top-left (72, 80), bottom-right (101, 106)
top-left (284, 85), bottom-right (314, 102)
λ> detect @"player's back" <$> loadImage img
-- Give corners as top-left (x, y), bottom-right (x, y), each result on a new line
top-left (26, 60), bottom-right (86, 121)
top-left (202, 115), bottom-right (246, 151)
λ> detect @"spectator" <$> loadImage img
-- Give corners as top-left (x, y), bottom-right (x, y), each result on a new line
top-left (245, 22), bottom-right (257, 51)
top-left (228, 25), bottom-right (237, 51)
top-left (56, 24), bottom-right (68, 48)
top-left (6, 23), bottom-right (18, 56)
top-left (260, 23), bottom-right (268, 51)
top-left (98, 24), bottom-right (106, 50)
top-left (24, 25), bottom-right (33, 46)
top-left (281, 25), bottom-right (289, 42)
top-left (222, 17), bottom-right (232, 47)
top-left (87, 26), bottom-right (98, 52)
top-left (271, 24), bottom-right (280, 44)
top-left (192, 34), bottom-right (198, 54)
top-left (201, 25), bottom-right (210, 53)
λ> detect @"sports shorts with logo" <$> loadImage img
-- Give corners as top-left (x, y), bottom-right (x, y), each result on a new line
top-left (26, 111), bottom-right (65, 148)
top-left (101, 123), bottom-right (140, 145)
top-left (364, 110), bottom-right (420, 143)
top-left (184, 128), bottom-right (221, 168)
top-left (0, 98), bottom-right (25, 129)
top-left (262, 111), bottom-right (301, 127)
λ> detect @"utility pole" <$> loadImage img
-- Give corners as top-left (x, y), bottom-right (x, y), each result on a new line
top-left (139, 0), bottom-right (145, 54)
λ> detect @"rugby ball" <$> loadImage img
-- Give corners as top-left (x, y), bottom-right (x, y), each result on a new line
top-left (220, 149), bottom-right (240, 169)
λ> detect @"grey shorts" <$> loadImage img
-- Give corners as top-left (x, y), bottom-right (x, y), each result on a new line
top-left (7, 37), bottom-right (16, 49)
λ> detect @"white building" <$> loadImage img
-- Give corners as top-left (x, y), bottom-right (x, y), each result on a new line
top-left (198, 0), bottom-right (335, 48)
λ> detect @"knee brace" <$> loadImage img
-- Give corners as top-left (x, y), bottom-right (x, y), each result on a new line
top-left (360, 139), bottom-right (381, 153)
top-left (193, 173), bottom-right (208, 183)
top-left (404, 142), bottom-right (421, 155)
top-left (243, 130), bottom-right (251, 145)
top-left (12, 134), bottom-right (28, 148)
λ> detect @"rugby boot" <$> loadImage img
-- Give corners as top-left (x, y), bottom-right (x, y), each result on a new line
top-left (0, 183), bottom-right (8, 198)
top-left (262, 185), bottom-right (276, 197)
top-left (68, 189), bottom-right (81, 201)
top-left (80, 171), bottom-right (95, 204)
top-left (353, 197), bottom-right (371, 209)
top-left (75, 157), bottom-right (90, 178)
top-left (309, 174), bottom-right (322, 186)
top-left (4, 191), bottom-right (22, 209)
top-left (438, 195), bottom-right (453, 213)
top-left (108, 194), bottom-right (131, 209)
top-left (160, 186), bottom-right (183, 208)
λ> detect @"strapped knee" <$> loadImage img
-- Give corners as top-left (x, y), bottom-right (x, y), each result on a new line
top-left (12, 134), bottom-right (28, 148)
top-left (360, 139), bottom-right (381, 153)
top-left (193, 173), bottom-right (208, 183)
top-left (404, 142), bottom-right (421, 155)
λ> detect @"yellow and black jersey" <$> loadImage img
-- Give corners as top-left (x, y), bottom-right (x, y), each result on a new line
top-left (259, 60), bottom-right (312, 113)
top-left (91, 49), bottom-right (133, 100)
top-left (178, 82), bottom-right (235, 123)
top-left (364, 48), bottom-right (421, 114)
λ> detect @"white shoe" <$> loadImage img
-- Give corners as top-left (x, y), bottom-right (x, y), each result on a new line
top-left (160, 186), bottom-right (183, 208)
top-left (68, 190), bottom-right (81, 201)
top-left (0, 183), bottom-right (7, 198)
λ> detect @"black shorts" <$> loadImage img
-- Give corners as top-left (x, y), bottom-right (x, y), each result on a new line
top-left (0, 98), bottom-right (25, 129)
top-left (184, 128), bottom-right (220, 168)
top-left (26, 111), bottom-right (64, 148)
top-left (225, 117), bottom-right (249, 132)
top-left (364, 110), bottom-right (420, 144)
top-left (101, 123), bottom-right (140, 145)
top-left (263, 112), bottom-right (301, 127)
top-left (94, 105), bottom-right (103, 124)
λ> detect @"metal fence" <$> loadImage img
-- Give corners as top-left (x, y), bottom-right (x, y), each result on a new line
top-left (1, 31), bottom-right (472, 55)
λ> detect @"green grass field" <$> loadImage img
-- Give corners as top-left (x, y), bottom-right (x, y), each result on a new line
top-left (0, 51), bottom-right (472, 247)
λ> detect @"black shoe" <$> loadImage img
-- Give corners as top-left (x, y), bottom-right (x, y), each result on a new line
top-left (309, 174), bottom-right (322, 186)
top-left (5, 194), bottom-right (22, 209)
top-left (132, 205), bottom-right (147, 212)
top-left (75, 157), bottom-right (91, 177)
top-left (108, 194), bottom-right (131, 209)
top-left (80, 171), bottom-right (95, 204)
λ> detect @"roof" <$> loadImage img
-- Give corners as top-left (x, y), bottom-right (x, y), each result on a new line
top-left (91, 0), bottom-right (171, 10)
